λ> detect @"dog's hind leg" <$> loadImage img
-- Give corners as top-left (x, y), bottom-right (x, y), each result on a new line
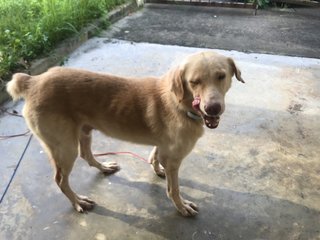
top-left (25, 114), bottom-right (95, 213)
top-left (43, 134), bottom-right (95, 213)
top-left (79, 125), bottom-right (120, 174)
top-left (53, 155), bottom-right (95, 213)
top-left (38, 138), bottom-right (95, 212)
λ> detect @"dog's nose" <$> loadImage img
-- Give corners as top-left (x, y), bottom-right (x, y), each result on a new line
top-left (204, 103), bottom-right (221, 116)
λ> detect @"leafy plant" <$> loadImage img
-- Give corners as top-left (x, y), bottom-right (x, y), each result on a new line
top-left (0, 0), bottom-right (125, 82)
top-left (256, 0), bottom-right (270, 8)
top-left (246, 0), bottom-right (270, 8)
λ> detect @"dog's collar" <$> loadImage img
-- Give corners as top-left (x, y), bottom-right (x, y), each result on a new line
top-left (187, 111), bottom-right (202, 121)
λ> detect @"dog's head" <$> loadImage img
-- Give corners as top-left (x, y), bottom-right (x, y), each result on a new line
top-left (171, 51), bottom-right (245, 129)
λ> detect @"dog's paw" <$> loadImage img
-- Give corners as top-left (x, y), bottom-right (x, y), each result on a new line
top-left (152, 165), bottom-right (166, 178)
top-left (74, 195), bottom-right (95, 213)
top-left (100, 162), bottom-right (120, 174)
top-left (156, 169), bottom-right (166, 178)
top-left (178, 199), bottom-right (199, 217)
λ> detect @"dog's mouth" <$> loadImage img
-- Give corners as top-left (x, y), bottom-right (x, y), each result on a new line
top-left (192, 97), bottom-right (220, 129)
top-left (203, 115), bottom-right (220, 129)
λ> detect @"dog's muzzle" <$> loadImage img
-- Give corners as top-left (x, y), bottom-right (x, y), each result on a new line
top-left (192, 97), bottom-right (220, 129)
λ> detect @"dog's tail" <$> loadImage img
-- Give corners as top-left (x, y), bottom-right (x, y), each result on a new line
top-left (6, 73), bottom-right (32, 101)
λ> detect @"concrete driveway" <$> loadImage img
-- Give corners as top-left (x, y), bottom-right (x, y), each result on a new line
top-left (1, 4), bottom-right (320, 240)
top-left (103, 3), bottom-right (320, 58)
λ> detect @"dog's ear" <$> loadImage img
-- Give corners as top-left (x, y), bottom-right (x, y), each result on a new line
top-left (228, 58), bottom-right (245, 83)
top-left (171, 67), bottom-right (185, 102)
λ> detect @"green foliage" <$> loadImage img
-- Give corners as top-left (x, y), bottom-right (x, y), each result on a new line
top-left (256, 0), bottom-right (270, 8)
top-left (246, 0), bottom-right (270, 8)
top-left (0, 0), bottom-right (125, 82)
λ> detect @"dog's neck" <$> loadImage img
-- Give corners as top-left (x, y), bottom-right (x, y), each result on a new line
top-left (174, 96), bottom-right (203, 122)
top-left (187, 111), bottom-right (202, 121)
top-left (164, 82), bottom-right (203, 123)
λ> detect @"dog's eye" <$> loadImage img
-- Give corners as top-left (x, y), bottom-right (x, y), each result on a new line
top-left (217, 72), bottom-right (226, 81)
top-left (190, 80), bottom-right (201, 86)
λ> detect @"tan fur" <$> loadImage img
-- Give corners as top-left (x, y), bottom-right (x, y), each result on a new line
top-left (6, 73), bottom-right (31, 101)
top-left (6, 51), bottom-right (244, 216)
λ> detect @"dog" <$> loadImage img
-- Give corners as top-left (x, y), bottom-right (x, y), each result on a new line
top-left (6, 51), bottom-right (244, 217)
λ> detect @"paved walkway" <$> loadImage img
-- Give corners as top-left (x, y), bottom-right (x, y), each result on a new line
top-left (102, 3), bottom-right (320, 58)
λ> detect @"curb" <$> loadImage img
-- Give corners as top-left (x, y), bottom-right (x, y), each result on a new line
top-left (0, 0), bottom-right (138, 105)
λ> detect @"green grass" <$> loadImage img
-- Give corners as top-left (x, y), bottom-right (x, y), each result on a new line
top-left (0, 0), bottom-right (125, 85)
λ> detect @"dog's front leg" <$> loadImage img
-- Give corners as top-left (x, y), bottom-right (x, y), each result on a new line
top-left (149, 147), bottom-right (166, 178)
top-left (165, 165), bottom-right (199, 217)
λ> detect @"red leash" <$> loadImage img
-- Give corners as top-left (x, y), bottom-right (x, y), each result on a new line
top-left (94, 151), bottom-right (150, 164)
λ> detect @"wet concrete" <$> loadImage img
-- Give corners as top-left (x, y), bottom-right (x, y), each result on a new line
top-left (1, 39), bottom-right (320, 239)
top-left (101, 4), bottom-right (320, 59)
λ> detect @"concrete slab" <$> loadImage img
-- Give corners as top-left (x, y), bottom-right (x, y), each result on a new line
top-left (0, 101), bottom-right (32, 199)
top-left (0, 39), bottom-right (320, 239)
top-left (101, 3), bottom-right (320, 59)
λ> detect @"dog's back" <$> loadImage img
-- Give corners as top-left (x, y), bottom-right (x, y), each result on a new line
top-left (6, 67), bottom-right (177, 145)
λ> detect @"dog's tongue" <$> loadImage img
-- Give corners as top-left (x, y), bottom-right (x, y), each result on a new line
top-left (192, 96), bottom-right (219, 129)
top-left (192, 97), bottom-right (201, 111)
